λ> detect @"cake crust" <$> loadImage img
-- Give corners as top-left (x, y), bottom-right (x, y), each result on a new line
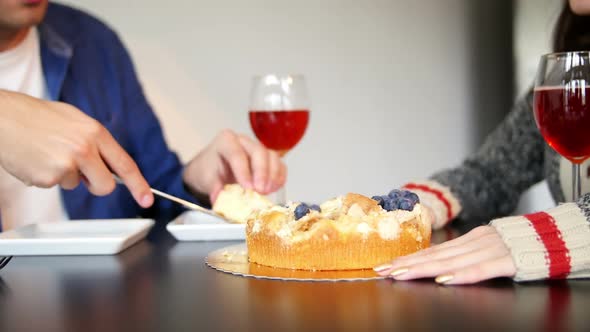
top-left (246, 219), bottom-right (430, 270)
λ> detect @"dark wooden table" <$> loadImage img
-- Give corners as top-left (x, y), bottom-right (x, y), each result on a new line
top-left (0, 222), bottom-right (589, 332)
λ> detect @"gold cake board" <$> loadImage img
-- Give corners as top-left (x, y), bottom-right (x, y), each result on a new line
top-left (206, 243), bottom-right (386, 282)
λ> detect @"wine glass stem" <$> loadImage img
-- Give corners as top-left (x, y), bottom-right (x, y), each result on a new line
top-left (572, 163), bottom-right (582, 202)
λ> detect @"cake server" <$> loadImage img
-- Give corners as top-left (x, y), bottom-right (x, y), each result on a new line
top-left (112, 175), bottom-right (233, 223)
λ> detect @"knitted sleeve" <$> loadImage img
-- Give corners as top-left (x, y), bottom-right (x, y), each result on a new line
top-left (489, 193), bottom-right (590, 281)
top-left (404, 90), bottom-right (546, 229)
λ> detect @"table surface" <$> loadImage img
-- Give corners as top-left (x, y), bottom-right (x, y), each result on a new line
top-left (0, 222), bottom-right (589, 332)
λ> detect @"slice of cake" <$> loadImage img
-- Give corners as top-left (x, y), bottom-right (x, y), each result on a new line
top-left (212, 184), bottom-right (273, 223)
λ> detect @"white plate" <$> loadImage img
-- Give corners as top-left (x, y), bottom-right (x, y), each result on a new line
top-left (0, 219), bottom-right (154, 256)
top-left (167, 211), bottom-right (245, 241)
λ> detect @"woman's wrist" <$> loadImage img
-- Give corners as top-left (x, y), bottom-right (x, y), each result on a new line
top-left (403, 180), bottom-right (462, 229)
top-left (490, 203), bottom-right (590, 281)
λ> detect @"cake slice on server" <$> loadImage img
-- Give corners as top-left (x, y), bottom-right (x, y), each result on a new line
top-left (212, 184), bottom-right (274, 223)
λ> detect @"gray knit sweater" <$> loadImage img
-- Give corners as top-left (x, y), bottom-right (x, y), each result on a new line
top-left (404, 90), bottom-right (590, 281)
top-left (432, 90), bottom-right (588, 221)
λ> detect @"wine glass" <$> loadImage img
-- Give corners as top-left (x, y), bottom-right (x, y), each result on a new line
top-left (533, 51), bottom-right (590, 202)
top-left (249, 74), bottom-right (310, 204)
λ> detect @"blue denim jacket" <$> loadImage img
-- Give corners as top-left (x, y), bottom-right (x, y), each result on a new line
top-left (38, 3), bottom-right (198, 221)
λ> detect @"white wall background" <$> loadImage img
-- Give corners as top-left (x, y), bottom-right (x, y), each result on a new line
top-left (513, 0), bottom-right (562, 213)
top-left (515, 0), bottom-right (562, 96)
top-left (61, 0), bottom-right (479, 204)
top-left (60, 0), bottom-right (567, 214)
top-left (60, 0), bottom-right (572, 216)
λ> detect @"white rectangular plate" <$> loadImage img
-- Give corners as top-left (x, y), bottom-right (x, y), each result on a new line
top-left (0, 219), bottom-right (154, 256)
top-left (167, 211), bottom-right (245, 241)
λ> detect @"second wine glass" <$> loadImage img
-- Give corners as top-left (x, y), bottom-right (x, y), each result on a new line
top-left (249, 74), bottom-right (310, 204)
top-left (533, 51), bottom-right (590, 201)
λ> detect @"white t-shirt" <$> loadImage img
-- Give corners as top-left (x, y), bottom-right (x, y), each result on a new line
top-left (0, 28), bottom-right (68, 231)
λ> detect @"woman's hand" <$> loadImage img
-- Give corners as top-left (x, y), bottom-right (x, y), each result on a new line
top-left (374, 226), bottom-right (517, 285)
top-left (0, 90), bottom-right (153, 207)
top-left (182, 129), bottom-right (287, 203)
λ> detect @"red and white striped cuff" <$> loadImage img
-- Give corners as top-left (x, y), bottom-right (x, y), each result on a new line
top-left (403, 181), bottom-right (462, 230)
top-left (490, 203), bottom-right (590, 281)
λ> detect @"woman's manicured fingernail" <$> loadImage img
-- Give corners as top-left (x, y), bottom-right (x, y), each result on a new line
top-left (373, 263), bottom-right (392, 273)
top-left (390, 268), bottom-right (409, 277)
top-left (435, 274), bottom-right (454, 284)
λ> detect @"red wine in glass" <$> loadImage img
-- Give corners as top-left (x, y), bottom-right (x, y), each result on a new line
top-left (534, 86), bottom-right (590, 164)
top-left (249, 109), bottom-right (309, 157)
top-left (533, 51), bottom-right (590, 201)
top-left (249, 74), bottom-right (310, 204)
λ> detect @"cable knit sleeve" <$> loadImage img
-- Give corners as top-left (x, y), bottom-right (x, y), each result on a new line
top-left (489, 193), bottom-right (590, 281)
top-left (405, 90), bottom-right (546, 229)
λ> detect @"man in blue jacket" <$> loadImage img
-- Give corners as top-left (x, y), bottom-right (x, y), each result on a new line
top-left (0, 1), bottom-right (285, 230)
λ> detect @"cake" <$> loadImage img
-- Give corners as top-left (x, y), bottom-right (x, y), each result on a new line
top-left (246, 191), bottom-right (431, 271)
top-left (212, 184), bottom-right (273, 223)
top-left (212, 185), bottom-right (431, 271)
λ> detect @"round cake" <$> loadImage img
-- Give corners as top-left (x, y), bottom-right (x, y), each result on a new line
top-left (246, 191), bottom-right (431, 271)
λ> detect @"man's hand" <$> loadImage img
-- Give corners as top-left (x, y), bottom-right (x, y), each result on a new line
top-left (0, 90), bottom-right (153, 207)
top-left (182, 129), bottom-right (287, 203)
